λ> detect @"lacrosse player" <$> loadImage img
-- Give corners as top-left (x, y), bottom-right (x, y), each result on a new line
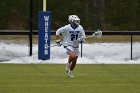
top-left (55, 15), bottom-right (85, 78)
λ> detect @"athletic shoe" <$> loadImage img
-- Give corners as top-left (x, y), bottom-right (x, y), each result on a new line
top-left (65, 63), bottom-right (70, 73)
top-left (67, 70), bottom-right (74, 78)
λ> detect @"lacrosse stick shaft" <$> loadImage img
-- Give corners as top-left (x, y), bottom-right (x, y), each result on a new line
top-left (45, 43), bottom-right (64, 49)
top-left (46, 30), bottom-right (102, 49)
top-left (45, 44), bottom-right (58, 49)
top-left (84, 30), bottom-right (102, 39)
top-left (85, 34), bottom-right (95, 39)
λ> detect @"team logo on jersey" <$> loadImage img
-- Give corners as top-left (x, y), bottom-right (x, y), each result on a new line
top-left (69, 31), bottom-right (80, 41)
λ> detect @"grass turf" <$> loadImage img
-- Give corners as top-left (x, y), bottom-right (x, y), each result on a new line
top-left (0, 64), bottom-right (140, 93)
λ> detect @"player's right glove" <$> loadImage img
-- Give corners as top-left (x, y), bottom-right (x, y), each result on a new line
top-left (55, 39), bottom-right (62, 47)
top-left (77, 37), bottom-right (85, 43)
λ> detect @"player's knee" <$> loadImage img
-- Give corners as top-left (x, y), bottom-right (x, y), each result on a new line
top-left (68, 51), bottom-right (77, 59)
top-left (70, 55), bottom-right (77, 60)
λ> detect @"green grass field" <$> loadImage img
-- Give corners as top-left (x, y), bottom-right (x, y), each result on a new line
top-left (0, 64), bottom-right (140, 93)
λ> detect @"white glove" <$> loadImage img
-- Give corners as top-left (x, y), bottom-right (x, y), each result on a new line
top-left (77, 37), bottom-right (85, 43)
top-left (55, 39), bottom-right (62, 47)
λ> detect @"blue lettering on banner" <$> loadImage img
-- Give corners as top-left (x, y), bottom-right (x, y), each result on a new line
top-left (38, 11), bottom-right (51, 60)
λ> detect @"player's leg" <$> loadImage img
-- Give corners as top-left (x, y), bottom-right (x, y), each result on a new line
top-left (64, 46), bottom-right (79, 78)
top-left (65, 56), bottom-right (72, 72)
top-left (65, 46), bottom-right (73, 72)
top-left (65, 51), bottom-right (76, 72)
top-left (67, 51), bottom-right (78, 78)
top-left (68, 51), bottom-right (78, 71)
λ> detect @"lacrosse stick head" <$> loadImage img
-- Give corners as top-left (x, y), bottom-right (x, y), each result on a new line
top-left (84, 29), bottom-right (102, 39)
top-left (95, 29), bottom-right (102, 38)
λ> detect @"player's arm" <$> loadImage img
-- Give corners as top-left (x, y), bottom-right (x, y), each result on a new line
top-left (77, 27), bottom-right (86, 43)
top-left (55, 27), bottom-right (64, 46)
top-left (55, 35), bottom-right (62, 47)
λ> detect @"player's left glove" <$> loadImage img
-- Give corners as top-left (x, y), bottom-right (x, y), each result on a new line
top-left (77, 37), bottom-right (85, 43)
top-left (55, 39), bottom-right (62, 47)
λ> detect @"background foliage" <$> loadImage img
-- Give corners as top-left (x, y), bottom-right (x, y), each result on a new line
top-left (0, 0), bottom-right (139, 30)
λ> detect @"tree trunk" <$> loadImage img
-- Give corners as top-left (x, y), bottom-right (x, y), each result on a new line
top-left (92, 0), bottom-right (106, 30)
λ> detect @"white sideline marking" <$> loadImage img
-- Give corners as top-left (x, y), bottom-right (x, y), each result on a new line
top-left (6, 83), bottom-right (135, 87)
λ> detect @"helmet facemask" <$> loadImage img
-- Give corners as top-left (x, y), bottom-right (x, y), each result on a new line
top-left (68, 15), bottom-right (80, 27)
top-left (73, 20), bottom-right (80, 26)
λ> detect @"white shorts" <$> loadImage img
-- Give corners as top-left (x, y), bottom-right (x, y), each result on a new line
top-left (64, 46), bottom-right (79, 56)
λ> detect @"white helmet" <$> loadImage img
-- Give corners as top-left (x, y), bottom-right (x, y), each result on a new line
top-left (68, 15), bottom-right (80, 26)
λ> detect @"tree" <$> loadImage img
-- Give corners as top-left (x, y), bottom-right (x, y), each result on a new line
top-left (91, 0), bottom-right (106, 30)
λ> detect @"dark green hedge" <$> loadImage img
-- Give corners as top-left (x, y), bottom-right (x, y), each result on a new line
top-left (0, 0), bottom-right (139, 30)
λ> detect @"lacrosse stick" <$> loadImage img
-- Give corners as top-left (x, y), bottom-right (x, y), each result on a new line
top-left (45, 42), bottom-right (64, 49)
top-left (45, 29), bottom-right (102, 49)
top-left (85, 29), bottom-right (102, 39)
top-left (45, 44), bottom-right (58, 49)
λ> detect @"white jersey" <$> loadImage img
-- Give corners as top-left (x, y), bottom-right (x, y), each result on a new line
top-left (56, 24), bottom-right (85, 47)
